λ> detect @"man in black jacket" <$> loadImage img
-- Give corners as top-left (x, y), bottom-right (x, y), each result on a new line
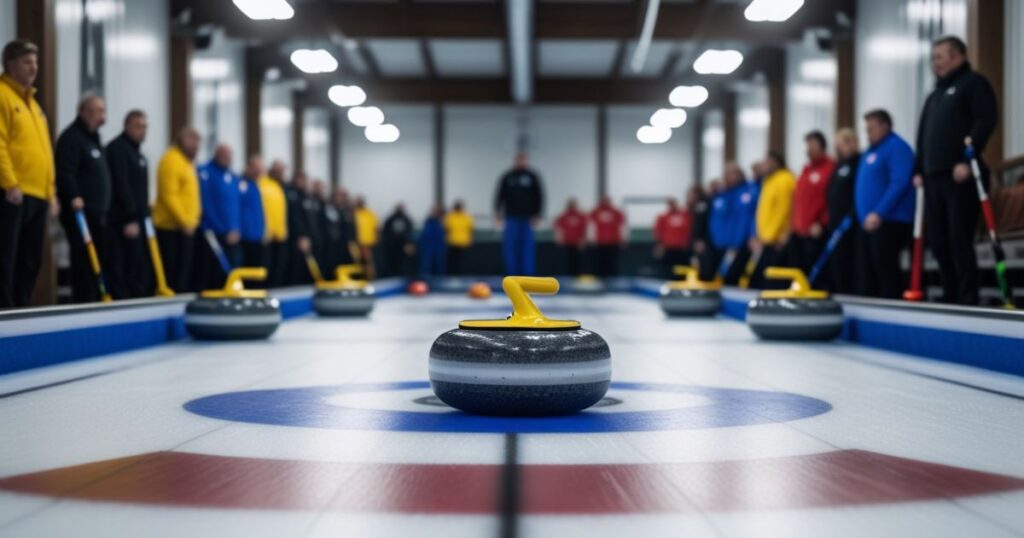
top-left (914, 36), bottom-right (997, 305)
top-left (105, 110), bottom-right (151, 298)
top-left (494, 152), bottom-right (544, 275)
top-left (56, 94), bottom-right (112, 303)
top-left (381, 203), bottom-right (415, 277)
top-left (285, 171), bottom-right (312, 284)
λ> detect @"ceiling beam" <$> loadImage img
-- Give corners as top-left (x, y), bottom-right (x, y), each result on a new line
top-left (185, 1), bottom-right (852, 42)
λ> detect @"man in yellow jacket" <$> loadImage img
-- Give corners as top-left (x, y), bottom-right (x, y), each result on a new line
top-left (152, 127), bottom-right (201, 292)
top-left (354, 196), bottom-right (378, 280)
top-left (259, 161), bottom-right (288, 288)
top-left (0, 40), bottom-right (56, 307)
top-left (443, 199), bottom-right (474, 275)
top-left (749, 151), bottom-right (796, 288)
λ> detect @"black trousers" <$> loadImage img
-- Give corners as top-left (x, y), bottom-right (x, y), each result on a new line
top-left (562, 245), bottom-right (582, 276)
top-left (750, 244), bottom-right (788, 289)
top-left (242, 240), bottom-right (269, 269)
top-left (594, 245), bottom-right (620, 277)
top-left (286, 238), bottom-right (312, 285)
top-left (0, 195), bottom-right (48, 307)
top-left (925, 174), bottom-right (981, 305)
top-left (60, 211), bottom-right (110, 303)
top-left (788, 235), bottom-right (826, 276)
top-left (194, 233), bottom-right (241, 292)
top-left (446, 246), bottom-right (468, 275)
top-left (661, 247), bottom-right (691, 278)
top-left (828, 225), bottom-right (859, 295)
top-left (697, 246), bottom-right (722, 281)
top-left (268, 240), bottom-right (289, 288)
top-left (722, 247), bottom-right (752, 286)
top-left (861, 221), bottom-right (912, 299)
top-left (156, 229), bottom-right (194, 294)
top-left (106, 220), bottom-right (153, 298)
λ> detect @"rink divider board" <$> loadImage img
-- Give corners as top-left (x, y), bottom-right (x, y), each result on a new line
top-left (0, 279), bottom-right (405, 376)
top-left (632, 278), bottom-right (1024, 377)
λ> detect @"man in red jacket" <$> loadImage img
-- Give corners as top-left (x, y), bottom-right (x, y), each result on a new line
top-left (653, 197), bottom-right (692, 277)
top-left (590, 196), bottom-right (626, 277)
top-left (790, 130), bottom-right (835, 273)
top-left (553, 198), bottom-right (587, 276)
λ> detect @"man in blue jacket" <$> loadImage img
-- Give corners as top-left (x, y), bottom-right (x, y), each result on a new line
top-left (855, 110), bottom-right (915, 299)
top-left (711, 162), bottom-right (759, 284)
top-left (239, 154), bottom-right (267, 272)
top-left (196, 144), bottom-right (241, 290)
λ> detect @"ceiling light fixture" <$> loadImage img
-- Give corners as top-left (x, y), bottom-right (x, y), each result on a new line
top-left (669, 85), bottom-right (710, 107)
top-left (190, 58), bottom-right (231, 81)
top-left (650, 108), bottom-right (687, 129)
top-left (636, 125), bottom-right (672, 144)
top-left (365, 124), bottom-right (400, 143)
top-left (744, 0), bottom-right (804, 22)
top-left (799, 58), bottom-right (837, 81)
top-left (328, 85), bottom-right (367, 107)
top-left (232, 0), bottom-right (294, 21)
top-left (738, 108), bottom-right (771, 128)
top-left (693, 49), bottom-right (744, 75)
top-left (348, 106), bottom-right (385, 127)
top-left (290, 49), bottom-right (338, 74)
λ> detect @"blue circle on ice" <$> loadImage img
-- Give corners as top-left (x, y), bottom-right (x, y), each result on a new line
top-left (183, 381), bottom-right (831, 433)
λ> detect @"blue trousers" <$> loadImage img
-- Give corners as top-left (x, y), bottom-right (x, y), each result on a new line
top-left (502, 217), bottom-right (535, 275)
top-left (419, 242), bottom-right (446, 277)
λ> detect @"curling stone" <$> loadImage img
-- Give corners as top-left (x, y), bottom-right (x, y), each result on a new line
top-left (570, 274), bottom-right (605, 295)
top-left (408, 280), bottom-right (429, 296)
top-left (659, 265), bottom-right (723, 317)
top-left (467, 281), bottom-right (492, 299)
top-left (313, 264), bottom-right (375, 317)
top-left (184, 268), bottom-right (281, 340)
top-left (746, 267), bottom-right (844, 341)
top-left (429, 276), bottom-right (611, 416)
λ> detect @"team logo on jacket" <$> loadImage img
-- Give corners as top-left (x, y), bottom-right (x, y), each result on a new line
top-left (810, 172), bottom-right (820, 183)
top-left (239, 182), bottom-right (249, 194)
top-left (838, 165), bottom-right (850, 176)
top-left (90, 148), bottom-right (101, 159)
top-left (866, 153), bottom-right (877, 165)
top-left (518, 174), bottom-right (531, 187)
top-left (223, 173), bottom-right (231, 184)
top-left (740, 193), bottom-right (752, 204)
top-left (946, 86), bottom-right (957, 96)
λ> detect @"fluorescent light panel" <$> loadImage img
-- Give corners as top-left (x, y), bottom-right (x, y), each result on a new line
top-left (328, 85), bottom-right (367, 107)
top-left (290, 49), bottom-right (338, 74)
top-left (669, 85), bottom-right (709, 108)
top-left (365, 124), bottom-right (400, 143)
top-left (744, 0), bottom-right (804, 22)
top-left (233, 0), bottom-right (294, 20)
top-left (693, 50), bottom-right (744, 75)
top-left (650, 108), bottom-right (687, 129)
top-left (348, 106), bottom-right (385, 127)
top-left (637, 125), bottom-right (672, 144)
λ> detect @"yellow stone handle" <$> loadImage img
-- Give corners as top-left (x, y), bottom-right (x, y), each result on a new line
top-left (673, 265), bottom-right (695, 280)
top-left (761, 267), bottom-right (827, 299)
top-left (201, 267), bottom-right (268, 298)
top-left (335, 264), bottom-right (364, 284)
top-left (459, 276), bottom-right (580, 329)
top-left (667, 265), bottom-right (722, 290)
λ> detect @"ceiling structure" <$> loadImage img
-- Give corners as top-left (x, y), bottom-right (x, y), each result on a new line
top-left (177, 0), bottom-right (855, 107)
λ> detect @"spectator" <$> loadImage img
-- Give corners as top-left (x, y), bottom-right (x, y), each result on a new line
top-left (239, 154), bottom-right (268, 271)
top-left (856, 109), bottom-right (916, 299)
top-left (553, 198), bottom-right (587, 276)
top-left (307, 180), bottom-right (328, 271)
top-left (196, 144), bottom-right (241, 290)
top-left (653, 197), bottom-right (692, 278)
top-left (915, 36), bottom-right (998, 305)
top-left (56, 94), bottom-right (112, 303)
top-left (259, 160), bottom-right (288, 287)
top-left (323, 186), bottom-right (357, 272)
top-left (590, 196), bottom-right (626, 277)
top-left (691, 182), bottom-right (719, 281)
top-left (284, 171), bottom-right (312, 284)
top-left (354, 196), bottom-right (378, 280)
top-left (790, 131), bottom-right (835, 275)
top-left (750, 152), bottom-right (796, 289)
top-left (105, 110), bottom-right (151, 298)
top-left (712, 162), bottom-right (758, 284)
top-left (444, 199), bottom-right (474, 275)
top-left (494, 152), bottom-right (544, 275)
top-left (826, 128), bottom-right (861, 294)
top-left (381, 203), bottom-right (415, 278)
top-left (153, 127), bottom-right (201, 293)
top-left (0, 40), bottom-right (56, 307)
top-left (418, 205), bottom-right (446, 277)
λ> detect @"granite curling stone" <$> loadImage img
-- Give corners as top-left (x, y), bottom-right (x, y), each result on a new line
top-left (313, 264), bottom-right (375, 317)
top-left (429, 276), bottom-right (612, 416)
top-left (659, 265), bottom-right (722, 317)
top-left (746, 267), bottom-right (844, 341)
top-left (185, 267), bottom-right (281, 340)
